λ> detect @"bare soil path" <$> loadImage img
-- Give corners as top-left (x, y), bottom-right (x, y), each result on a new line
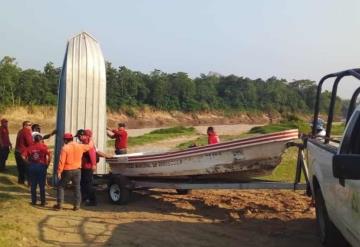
top-left (5, 187), bottom-right (319, 247)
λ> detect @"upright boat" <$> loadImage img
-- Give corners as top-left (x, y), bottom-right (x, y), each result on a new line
top-left (106, 129), bottom-right (298, 181)
top-left (54, 32), bottom-right (108, 177)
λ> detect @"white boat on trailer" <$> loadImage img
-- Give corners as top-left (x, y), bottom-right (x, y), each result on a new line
top-left (106, 129), bottom-right (299, 181)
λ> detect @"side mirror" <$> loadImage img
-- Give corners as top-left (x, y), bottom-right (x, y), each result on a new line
top-left (333, 154), bottom-right (360, 180)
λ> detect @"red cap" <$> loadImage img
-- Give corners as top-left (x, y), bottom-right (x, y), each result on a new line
top-left (1, 119), bottom-right (8, 124)
top-left (63, 133), bottom-right (73, 139)
top-left (84, 129), bottom-right (92, 137)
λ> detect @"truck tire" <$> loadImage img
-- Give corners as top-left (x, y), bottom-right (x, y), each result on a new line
top-left (314, 187), bottom-right (348, 247)
top-left (108, 176), bottom-right (131, 205)
top-left (176, 189), bottom-right (192, 195)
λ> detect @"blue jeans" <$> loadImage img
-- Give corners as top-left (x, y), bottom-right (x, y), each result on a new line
top-left (28, 163), bottom-right (47, 204)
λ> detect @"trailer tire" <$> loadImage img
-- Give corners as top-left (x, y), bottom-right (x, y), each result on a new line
top-left (176, 189), bottom-right (192, 195)
top-left (108, 176), bottom-right (131, 205)
top-left (314, 187), bottom-right (348, 247)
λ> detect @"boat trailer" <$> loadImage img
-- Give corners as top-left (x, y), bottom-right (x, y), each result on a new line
top-left (99, 141), bottom-right (309, 204)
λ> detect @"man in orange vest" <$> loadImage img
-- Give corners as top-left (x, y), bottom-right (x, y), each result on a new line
top-left (53, 133), bottom-right (91, 211)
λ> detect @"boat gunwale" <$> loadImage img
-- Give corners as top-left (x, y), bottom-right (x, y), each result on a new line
top-left (107, 129), bottom-right (298, 164)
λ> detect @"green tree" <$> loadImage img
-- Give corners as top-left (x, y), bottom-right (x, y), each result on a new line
top-left (0, 56), bottom-right (21, 105)
top-left (194, 74), bottom-right (220, 110)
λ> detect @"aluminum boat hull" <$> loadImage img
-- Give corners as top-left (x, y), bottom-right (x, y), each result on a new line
top-left (106, 129), bottom-right (298, 181)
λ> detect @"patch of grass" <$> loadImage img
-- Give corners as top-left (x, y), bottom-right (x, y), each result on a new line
top-left (331, 122), bottom-right (345, 136)
top-left (261, 147), bottom-right (302, 182)
top-left (150, 126), bottom-right (195, 135)
top-left (0, 192), bottom-right (16, 201)
top-left (249, 121), bottom-right (310, 134)
top-left (0, 222), bottom-right (23, 247)
top-left (108, 126), bottom-right (197, 147)
top-left (0, 163), bottom-right (42, 246)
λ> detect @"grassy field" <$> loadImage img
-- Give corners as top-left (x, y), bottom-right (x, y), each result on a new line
top-left (0, 164), bottom-right (33, 246)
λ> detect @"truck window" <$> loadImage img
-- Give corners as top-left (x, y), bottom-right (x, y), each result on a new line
top-left (341, 111), bottom-right (360, 154)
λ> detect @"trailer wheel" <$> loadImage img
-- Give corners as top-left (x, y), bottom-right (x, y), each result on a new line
top-left (108, 177), bottom-right (131, 205)
top-left (176, 189), bottom-right (192, 195)
top-left (314, 187), bottom-right (348, 247)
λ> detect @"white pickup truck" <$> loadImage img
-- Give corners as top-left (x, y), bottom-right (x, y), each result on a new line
top-left (306, 69), bottom-right (360, 247)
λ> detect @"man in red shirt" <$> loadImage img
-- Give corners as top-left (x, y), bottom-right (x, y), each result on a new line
top-left (53, 133), bottom-right (91, 211)
top-left (76, 129), bottom-right (109, 206)
top-left (0, 119), bottom-right (12, 172)
top-left (207, 126), bottom-right (220, 145)
top-left (15, 121), bottom-right (34, 184)
top-left (107, 123), bottom-right (128, 154)
top-left (22, 135), bottom-right (51, 206)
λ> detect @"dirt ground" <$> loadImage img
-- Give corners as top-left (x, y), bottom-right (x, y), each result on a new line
top-left (8, 187), bottom-right (319, 247)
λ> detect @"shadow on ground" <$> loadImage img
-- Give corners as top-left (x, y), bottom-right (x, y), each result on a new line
top-left (37, 214), bottom-right (320, 247)
top-left (36, 188), bottom-right (321, 247)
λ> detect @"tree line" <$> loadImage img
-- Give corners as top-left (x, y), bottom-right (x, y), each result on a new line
top-left (0, 56), bottom-right (346, 115)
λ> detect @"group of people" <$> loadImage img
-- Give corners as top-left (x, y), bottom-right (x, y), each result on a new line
top-left (0, 121), bottom-right (221, 210)
top-left (53, 122), bottom-right (129, 210)
top-left (54, 129), bottom-right (105, 210)
top-left (0, 120), bottom-right (129, 210)
top-left (0, 120), bottom-right (57, 206)
top-left (52, 122), bottom-right (128, 210)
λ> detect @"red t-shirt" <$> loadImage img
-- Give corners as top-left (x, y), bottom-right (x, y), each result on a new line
top-left (113, 127), bottom-right (128, 149)
top-left (15, 128), bottom-right (33, 153)
top-left (82, 142), bottom-right (97, 170)
top-left (22, 143), bottom-right (50, 165)
top-left (0, 126), bottom-right (11, 147)
top-left (208, 133), bottom-right (220, 144)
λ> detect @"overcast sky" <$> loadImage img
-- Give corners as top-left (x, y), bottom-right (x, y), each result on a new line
top-left (1, 0), bottom-right (360, 98)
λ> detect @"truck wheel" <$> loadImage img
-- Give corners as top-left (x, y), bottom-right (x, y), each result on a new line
top-left (314, 187), bottom-right (348, 247)
top-left (108, 177), bottom-right (131, 205)
top-left (176, 189), bottom-right (192, 195)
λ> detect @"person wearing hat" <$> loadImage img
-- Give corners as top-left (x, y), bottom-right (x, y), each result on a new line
top-left (0, 119), bottom-right (12, 172)
top-left (53, 133), bottom-right (91, 211)
top-left (76, 129), bottom-right (110, 206)
top-left (15, 121), bottom-right (34, 184)
top-left (22, 134), bottom-right (51, 206)
top-left (107, 123), bottom-right (128, 154)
